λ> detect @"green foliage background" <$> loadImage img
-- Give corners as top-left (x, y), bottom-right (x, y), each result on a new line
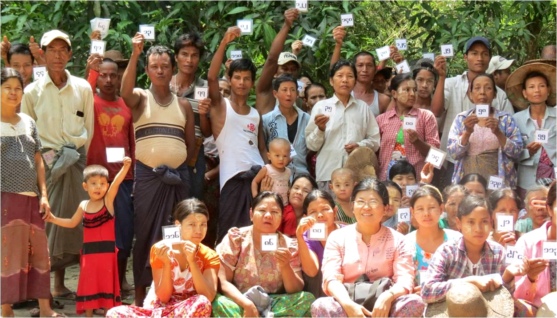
top-left (1, 0), bottom-right (556, 93)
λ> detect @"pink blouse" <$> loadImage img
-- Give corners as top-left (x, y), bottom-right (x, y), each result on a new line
top-left (468, 125), bottom-right (500, 156)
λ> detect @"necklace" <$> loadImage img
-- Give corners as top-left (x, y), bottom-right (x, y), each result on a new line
top-left (151, 90), bottom-right (175, 108)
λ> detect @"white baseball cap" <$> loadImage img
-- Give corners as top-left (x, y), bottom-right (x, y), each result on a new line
top-left (486, 55), bottom-right (514, 74)
top-left (40, 30), bottom-right (71, 48)
top-left (278, 52), bottom-right (301, 67)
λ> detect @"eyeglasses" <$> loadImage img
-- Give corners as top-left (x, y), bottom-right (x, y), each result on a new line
top-left (354, 199), bottom-right (381, 208)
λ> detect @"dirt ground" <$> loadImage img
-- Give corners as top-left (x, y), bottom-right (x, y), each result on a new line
top-left (12, 259), bottom-right (136, 317)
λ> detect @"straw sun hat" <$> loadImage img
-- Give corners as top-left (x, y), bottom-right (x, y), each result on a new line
top-left (343, 147), bottom-right (378, 183)
top-left (505, 62), bottom-right (556, 110)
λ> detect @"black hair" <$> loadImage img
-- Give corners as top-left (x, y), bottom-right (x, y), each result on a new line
top-left (251, 191), bottom-right (284, 212)
top-left (304, 83), bottom-right (326, 99)
top-left (493, 69), bottom-right (511, 76)
top-left (443, 184), bottom-right (467, 204)
top-left (7, 43), bottom-right (34, 64)
top-left (412, 61), bottom-right (438, 82)
top-left (173, 32), bottom-right (205, 57)
top-left (300, 74), bottom-right (314, 83)
top-left (389, 73), bottom-right (414, 92)
top-left (522, 71), bottom-right (550, 90)
top-left (351, 178), bottom-right (389, 206)
top-left (101, 58), bottom-right (118, 68)
top-left (173, 198), bottom-right (209, 223)
top-left (388, 160), bottom-right (416, 180)
top-left (382, 180), bottom-right (402, 198)
top-left (83, 164), bottom-right (109, 182)
top-left (410, 185), bottom-right (443, 207)
top-left (469, 73), bottom-right (497, 95)
top-left (353, 51), bottom-right (376, 67)
top-left (330, 60), bottom-right (357, 80)
top-left (459, 173), bottom-right (488, 190)
top-left (272, 74), bottom-right (297, 91)
top-left (1, 67), bottom-right (24, 88)
top-left (458, 195), bottom-right (491, 219)
top-left (488, 188), bottom-right (520, 213)
top-left (290, 173), bottom-right (318, 190)
top-left (145, 45), bottom-right (175, 68)
top-left (303, 190), bottom-right (336, 215)
top-left (228, 58), bottom-right (256, 81)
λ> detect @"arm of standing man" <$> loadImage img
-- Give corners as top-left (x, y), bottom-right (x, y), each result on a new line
top-left (120, 33), bottom-right (145, 110)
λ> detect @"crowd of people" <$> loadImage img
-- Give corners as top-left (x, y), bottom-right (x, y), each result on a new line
top-left (1, 7), bottom-right (556, 318)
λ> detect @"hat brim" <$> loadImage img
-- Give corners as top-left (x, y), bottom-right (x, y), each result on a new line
top-left (505, 62), bottom-right (556, 110)
top-left (344, 147), bottom-right (379, 181)
top-left (278, 58), bottom-right (301, 68)
top-left (425, 287), bottom-right (515, 318)
top-left (41, 36), bottom-right (71, 48)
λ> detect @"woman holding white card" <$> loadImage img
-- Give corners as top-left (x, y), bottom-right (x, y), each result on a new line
top-left (487, 188), bottom-right (522, 246)
top-left (508, 64), bottom-right (556, 199)
top-left (376, 73), bottom-right (440, 181)
top-left (447, 74), bottom-right (523, 188)
top-left (212, 191), bottom-right (315, 317)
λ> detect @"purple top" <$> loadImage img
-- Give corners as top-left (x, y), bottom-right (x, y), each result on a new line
top-left (302, 224), bottom-right (344, 266)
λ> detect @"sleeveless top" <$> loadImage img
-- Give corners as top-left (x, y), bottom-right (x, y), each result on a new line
top-left (351, 90), bottom-right (380, 116)
top-left (215, 98), bottom-right (264, 189)
top-left (265, 164), bottom-right (291, 205)
top-left (134, 91), bottom-right (187, 169)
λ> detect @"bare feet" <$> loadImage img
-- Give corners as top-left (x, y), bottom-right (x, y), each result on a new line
top-left (39, 298), bottom-right (65, 317)
top-left (51, 287), bottom-right (76, 300)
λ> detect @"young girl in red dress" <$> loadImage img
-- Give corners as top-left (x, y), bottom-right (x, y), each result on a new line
top-left (47, 157), bottom-right (131, 317)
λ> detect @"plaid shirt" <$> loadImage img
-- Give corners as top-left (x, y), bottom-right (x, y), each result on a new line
top-left (376, 107), bottom-right (440, 181)
top-left (421, 236), bottom-right (512, 303)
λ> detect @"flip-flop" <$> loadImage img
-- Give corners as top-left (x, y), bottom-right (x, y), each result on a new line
top-left (52, 292), bottom-right (76, 301)
top-left (30, 301), bottom-right (65, 317)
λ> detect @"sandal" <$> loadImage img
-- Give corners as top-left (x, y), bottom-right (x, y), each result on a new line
top-left (52, 291), bottom-right (76, 301)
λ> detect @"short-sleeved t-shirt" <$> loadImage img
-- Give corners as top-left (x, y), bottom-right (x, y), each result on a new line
top-left (217, 226), bottom-right (301, 294)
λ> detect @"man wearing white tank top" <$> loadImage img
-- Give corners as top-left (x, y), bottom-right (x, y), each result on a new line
top-left (120, 32), bottom-right (196, 306)
top-left (207, 26), bottom-right (268, 243)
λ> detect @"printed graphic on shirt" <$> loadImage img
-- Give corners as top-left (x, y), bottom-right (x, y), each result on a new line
top-left (98, 113), bottom-right (125, 137)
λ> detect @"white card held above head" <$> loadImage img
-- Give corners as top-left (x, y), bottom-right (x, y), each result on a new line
top-left (295, 0), bottom-right (308, 12)
top-left (341, 14), bottom-right (354, 27)
top-left (475, 104), bottom-right (490, 118)
top-left (376, 46), bottom-right (391, 62)
top-left (496, 214), bottom-right (514, 232)
top-left (423, 53), bottom-right (435, 60)
top-left (395, 39), bottom-right (407, 51)
top-left (398, 207), bottom-right (411, 223)
top-left (535, 129), bottom-right (549, 144)
top-left (162, 225), bottom-right (181, 242)
top-left (261, 234), bottom-right (278, 252)
top-left (441, 44), bottom-right (454, 57)
top-left (406, 185), bottom-right (419, 198)
top-left (139, 25), bottom-right (155, 40)
top-left (403, 116), bottom-right (417, 130)
top-left (33, 66), bottom-right (47, 81)
top-left (106, 147), bottom-right (125, 163)
top-left (237, 19), bottom-right (253, 35)
top-left (542, 241), bottom-right (557, 260)
top-left (230, 50), bottom-right (243, 60)
top-left (505, 244), bottom-right (522, 265)
top-left (91, 18), bottom-right (111, 39)
top-left (90, 40), bottom-right (106, 55)
top-left (302, 34), bottom-right (317, 47)
top-left (425, 147), bottom-right (447, 169)
top-left (488, 176), bottom-right (504, 190)
top-left (194, 87), bottom-right (208, 100)
top-left (308, 222), bottom-right (327, 241)
top-left (396, 60), bottom-right (411, 73)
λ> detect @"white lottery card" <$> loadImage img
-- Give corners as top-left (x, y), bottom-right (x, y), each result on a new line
top-left (308, 223), bottom-right (327, 241)
top-left (543, 242), bottom-right (557, 260)
top-left (290, 144), bottom-right (297, 158)
top-left (322, 103), bottom-right (335, 117)
top-left (295, 0), bottom-right (308, 12)
top-left (237, 19), bottom-right (253, 35)
top-left (42, 149), bottom-right (56, 166)
top-left (475, 104), bottom-right (490, 118)
top-left (406, 185), bottom-right (419, 198)
top-left (396, 60), bottom-right (411, 73)
top-left (33, 66), bottom-right (47, 81)
top-left (341, 14), bottom-right (354, 27)
top-left (419, 270), bottom-right (429, 284)
top-left (484, 273), bottom-right (503, 285)
top-left (194, 87), bottom-right (208, 100)
top-left (535, 130), bottom-right (549, 144)
top-left (376, 46), bottom-right (391, 62)
top-left (230, 50), bottom-right (243, 60)
top-left (297, 80), bottom-right (305, 93)
top-left (261, 234), bottom-right (278, 252)
top-left (398, 208), bottom-right (411, 223)
top-left (139, 25), bottom-right (155, 40)
top-left (496, 214), bottom-right (514, 232)
top-left (488, 176), bottom-right (504, 190)
top-left (423, 53), bottom-right (435, 60)
top-left (425, 147), bottom-right (447, 169)
top-left (90, 40), bottom-right (106, 55)
top-left (162, 225), bottom-right (181, 242)
top-left (106, 147), bottom-right (125, 163)
top-left (302, 34), bottom-right (317, 47)
top-left (91, 18), bottom-right (111, 39)
top-left (441, 44), bottom-right (454, 57)
top-left (403, 116), bottom-right (417, 130)
top-left (505, 244), bottom-right (522, 265)
top-left (395, 39), bottom-right (407, 51)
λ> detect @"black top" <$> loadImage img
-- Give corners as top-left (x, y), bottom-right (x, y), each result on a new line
top-left (287, 116), bottom-right (298, 143)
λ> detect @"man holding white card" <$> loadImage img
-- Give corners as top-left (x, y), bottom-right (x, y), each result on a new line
top-left (21, 29), bottom-right (94, 297)
top-left (120, 32), bottom-right (195, 305)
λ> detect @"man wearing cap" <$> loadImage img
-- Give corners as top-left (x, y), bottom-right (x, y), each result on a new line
top-left (486, 55), bottom-right (515, 91)
top-left (429, 36), bottom-right (514, 186)
top-left (21, 29), bottom-right (94, 298)
top-left (255, 8), bottom-right (300, 115)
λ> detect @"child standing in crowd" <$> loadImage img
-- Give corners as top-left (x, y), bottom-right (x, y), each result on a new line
top-left (329, 168), bottom-right (357, 224)
top-left (381, 180), bottom-right (402, 230)
top-left (251, 138), bottom-right (292, 204)
top-left (46, 158), bottom-right (132, 316)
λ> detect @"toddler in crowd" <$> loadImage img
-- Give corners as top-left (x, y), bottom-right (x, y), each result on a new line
top-left (329, 168), bottom-right (357, 224)
top-left (252, 138), bottom-right (292, 204)
top-left (46, 158), bottom-right (131, 317)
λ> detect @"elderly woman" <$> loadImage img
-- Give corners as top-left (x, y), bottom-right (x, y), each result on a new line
top-left (212, 191), bottom-right (315, 317)
top-left (447, 74), bottom-right (523, 188)
top-left (508, 64), bottom-right (556, 199)
top-left (311, 179), bottom-right (425, 317)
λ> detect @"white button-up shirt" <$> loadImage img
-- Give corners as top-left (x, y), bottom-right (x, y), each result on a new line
top-left (441, 71), bottom-right (514, 162)
top-left (22, 70), bottom-right (94, 151)
top-left (305, 95), bottom-right (380, 182)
